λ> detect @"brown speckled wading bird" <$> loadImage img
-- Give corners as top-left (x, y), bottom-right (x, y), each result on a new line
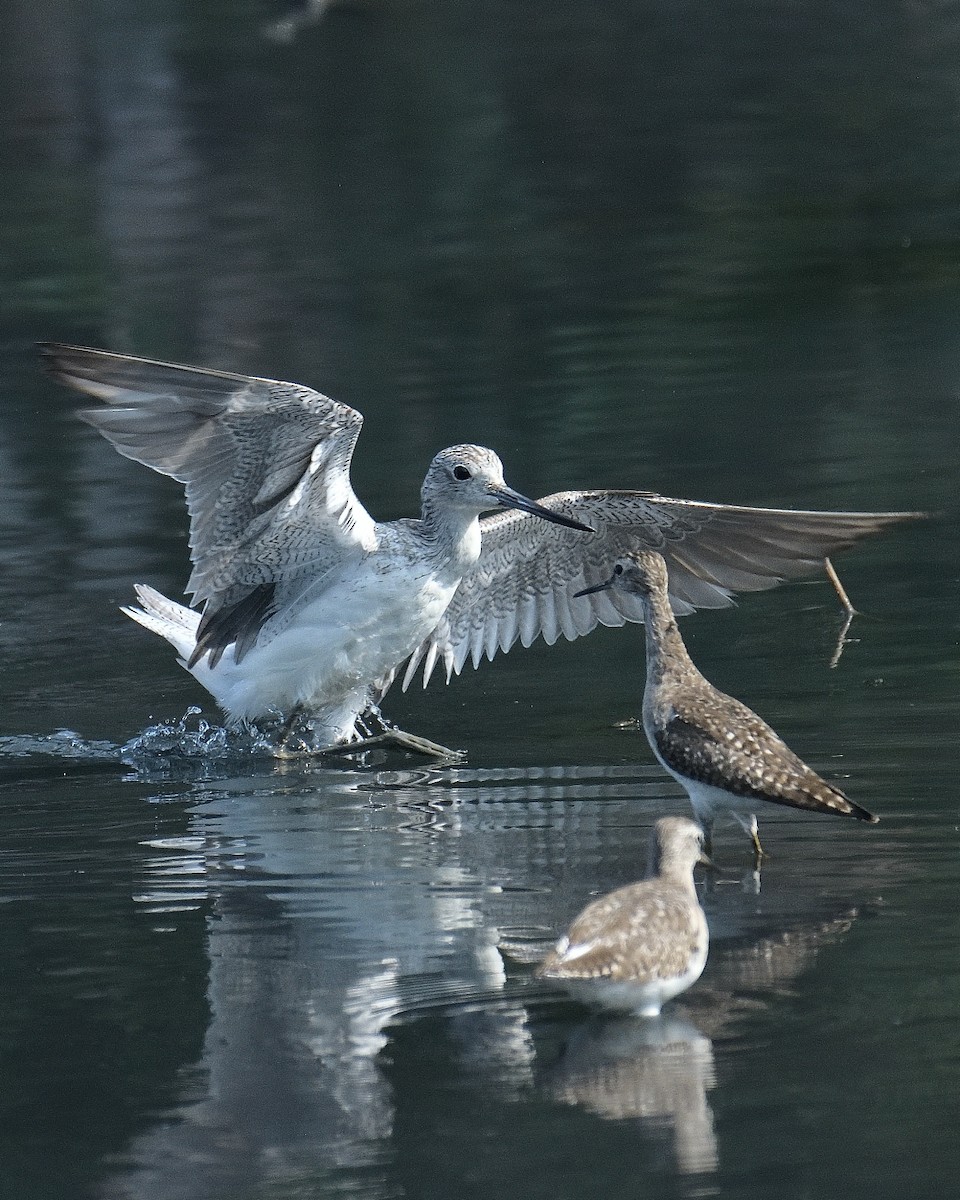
top-left (538, 816), bottom-right (711, 1016)
top-left (576, 551), bottom-right (879, 858)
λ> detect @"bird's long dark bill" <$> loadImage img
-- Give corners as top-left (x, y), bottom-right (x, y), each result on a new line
top-left (573, 573), bottom-right (616, 598)
top-left (491, 487), bottom-right (594, 533)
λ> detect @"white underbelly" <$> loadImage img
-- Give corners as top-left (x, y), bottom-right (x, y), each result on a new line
top-left (555, 950), bottom-right (708, 1016)
top-left (192, 569), bottom-right (458, 727)
top-left (665, 771), bottom-right (758, 825)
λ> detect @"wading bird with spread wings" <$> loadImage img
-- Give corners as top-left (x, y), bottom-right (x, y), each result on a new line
top-left (42, 344), bottom-right (922, 756)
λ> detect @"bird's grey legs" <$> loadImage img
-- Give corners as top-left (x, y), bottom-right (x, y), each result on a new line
top-left (344, 707), bottom-right (464, 758)
top-left (274, 704), bottom-right (463, 760)
top-left (274, 703), bottom-right (308, 758)
top-left (324, 727), bottom-right (464, 760)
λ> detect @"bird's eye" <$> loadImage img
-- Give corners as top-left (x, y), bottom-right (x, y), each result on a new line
top-left (613, 564), bottom-right (624, 576)
top-left (453, 465), bottom-right (471, 481)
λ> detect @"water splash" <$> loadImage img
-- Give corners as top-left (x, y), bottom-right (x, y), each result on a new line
top-left (0, 728), bottom-right (120, 761)
top-left (0, 707), bottom-right (453, 786)
top-left (0, 709), bottom-right (278, 779)
top-left (121, 707), bottom-right (277, 766)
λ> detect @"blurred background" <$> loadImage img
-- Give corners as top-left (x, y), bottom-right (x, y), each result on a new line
top-left (0, 2), bottom-right (957, 1198)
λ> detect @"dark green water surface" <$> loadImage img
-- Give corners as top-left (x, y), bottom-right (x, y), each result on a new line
top-left (0, 2), bottom-right (958, 1198)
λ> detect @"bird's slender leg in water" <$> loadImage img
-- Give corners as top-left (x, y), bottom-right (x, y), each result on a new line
top-left (824, 557), bottom-right (858, 668)
top-left (274, 704), bottom-right (462, 760)
top-left (273, 703), bottom-right (307, 758)
top-left (824, 556), bottom-right (857, 615)
top-left (323, 728), bottom-right (464, 759)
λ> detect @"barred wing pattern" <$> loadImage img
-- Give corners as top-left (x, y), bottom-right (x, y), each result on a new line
top-left (403, 491), bottom-right (920, 688)
top-left (40, 344), bottom-right (377, 614)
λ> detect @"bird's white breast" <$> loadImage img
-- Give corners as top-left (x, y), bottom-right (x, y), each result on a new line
top-left (191, 559), bottom-right (461, 730)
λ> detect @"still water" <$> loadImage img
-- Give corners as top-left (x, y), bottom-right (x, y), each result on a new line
top-left (1, 1), bottom-right (958, 1198)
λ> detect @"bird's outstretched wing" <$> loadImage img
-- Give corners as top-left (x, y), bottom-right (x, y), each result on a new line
top-left (41, 343), bottom-right (377, 613)
top-left (402, 490), bottom-right (922, 687)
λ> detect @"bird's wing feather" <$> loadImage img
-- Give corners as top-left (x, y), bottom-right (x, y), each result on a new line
top-left (403, 490), bottom-right (922, 688)
top-left (539, 883), bottom-right (703, 982)
top-left (41, 344), bottom-right (377, 613)
top-left (656, 702), bottom-right (871, 818)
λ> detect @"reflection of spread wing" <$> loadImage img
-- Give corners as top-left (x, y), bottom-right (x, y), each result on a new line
top-left (539, 882), bottom-right (705, 984)
top-left (42, 345), bottom-right (378, 659)
top-left (403, 490), bottom-right (921, 687)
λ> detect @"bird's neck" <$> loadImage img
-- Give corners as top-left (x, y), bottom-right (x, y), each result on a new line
top-left (647, 838), bottom-right (699, 895)
top-left (641, 584), bottom-right (696, 688)
top-left (651, 854), bottom-right (699, 897)
top-left (419, 503), bottom-right (483, 576)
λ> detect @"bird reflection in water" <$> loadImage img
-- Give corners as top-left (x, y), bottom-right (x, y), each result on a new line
top-left (532, 910), bottom-right (858, 1184)
top-left (542, 1014), bottom-right (718, 1176)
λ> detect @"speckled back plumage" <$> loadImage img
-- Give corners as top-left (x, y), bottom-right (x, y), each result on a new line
top-left (538, 880), bottom-right (707, 985)
top-left (648, 669), bottom-right (876, 820)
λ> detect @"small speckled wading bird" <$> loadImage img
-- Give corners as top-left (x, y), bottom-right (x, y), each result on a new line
top-left (41, 343), bottom-right (921, 757)
top-left (537, 816), bottom-right (710, 1016)
top-left (576, 551), bottom-right (879, 857)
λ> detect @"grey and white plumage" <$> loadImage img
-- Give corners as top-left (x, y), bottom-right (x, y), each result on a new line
top-left (402, 493), bottom-right (922, 690)
top-left (577, 550), bottom-right (879, 853)
top-left (41, 343), bottom-right (921, 749)
top-left (537, 816), bottom-right (710, 1017)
